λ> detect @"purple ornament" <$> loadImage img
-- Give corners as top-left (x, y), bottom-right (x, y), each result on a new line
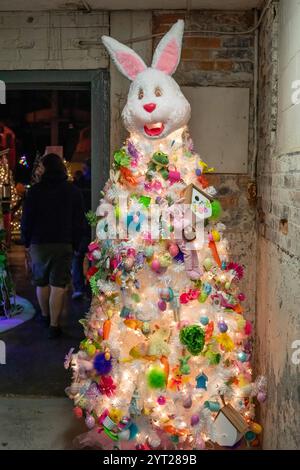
top-left (257, 391), bottom-right (267, 403)
top-left (93, 352), bottom-right (112, 375)
top-left (158, 300), bottom-right (167, 311)
top-left (191, 415), bottom-right (199, 426)
top-left (127, 140), bottom-right (140, 160)
top-left (218, 321), bottom-right (228, 333)
top-left (85, 414), bottom-right (96, 429)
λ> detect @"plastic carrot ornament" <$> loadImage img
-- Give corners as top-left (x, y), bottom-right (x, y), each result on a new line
top-left (160, 355), bottom-right (169, 382)
top-left (208, 238), bottom-right (221, 267)
top-left (103, 319), bottom-right (111, 340)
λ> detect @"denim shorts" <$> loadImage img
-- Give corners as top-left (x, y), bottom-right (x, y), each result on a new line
top-left (30, 243), bottom-right (73, 288)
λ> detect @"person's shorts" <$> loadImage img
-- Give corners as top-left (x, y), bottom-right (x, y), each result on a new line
top-left (30, 243), bottom-right (73, 288)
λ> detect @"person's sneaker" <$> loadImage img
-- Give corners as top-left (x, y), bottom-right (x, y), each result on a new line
top-left (72, 291), bottom-right (84, 300)
top-left (48, 326), bottom-right (61, 339)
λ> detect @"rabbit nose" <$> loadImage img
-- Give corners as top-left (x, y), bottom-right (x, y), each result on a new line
top-left (143, 103), bottom-right (156, 113)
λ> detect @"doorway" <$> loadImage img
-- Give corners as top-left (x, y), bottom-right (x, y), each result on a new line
top-left (0, 70), bottom-right (110, 212)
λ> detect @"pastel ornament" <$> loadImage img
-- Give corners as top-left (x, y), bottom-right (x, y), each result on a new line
top-left (151, 259), bottom-right (161, 272)
top-left (168, 243), bottom-right (179, 257)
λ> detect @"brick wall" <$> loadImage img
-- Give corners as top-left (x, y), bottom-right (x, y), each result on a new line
top-left (256, 0), bottom-right (300, 449)
top-left (153, 11), bottom-right (257, 320)
top-left (0, 11), bottom-right (108, 70)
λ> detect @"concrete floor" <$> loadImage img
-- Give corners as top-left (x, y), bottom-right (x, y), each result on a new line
top-left (0, 397), bottom-right (86, 450)
top-left (0, 244), bottom-right (89, 449)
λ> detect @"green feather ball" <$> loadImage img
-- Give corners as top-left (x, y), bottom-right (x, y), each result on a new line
top-left (210, 200), bottom-right (222, 221)
top-left (146, 367), bottom-right (166, 389)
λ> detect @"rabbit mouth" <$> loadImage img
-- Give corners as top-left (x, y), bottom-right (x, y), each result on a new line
top-left (144, 122), bottom-right (165, 137)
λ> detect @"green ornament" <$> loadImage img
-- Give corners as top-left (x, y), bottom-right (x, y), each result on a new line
top-left (139, 195), bottom-right (151, 208)
top-left (198, 291), bottom-right (208, 303)
top-left (131, 293), bottom-right (141, 303)
top-left (179, 355), bottom-right (191, 375)
top-left (152, 151), bottom-right (169, 166)
top-left (203, 258), bottom-right (213, 271)
top-left (179, 325), bottom-right (205, 355)
top-left (114, 149), bottom-right (130, 167)
top-left (204, 349), bottom-right (221, 365)
top-left (145, 246), bottom-right (154, 258)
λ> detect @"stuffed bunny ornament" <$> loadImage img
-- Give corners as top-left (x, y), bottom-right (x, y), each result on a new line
top-left (102, 20), bottom-right (191, 140)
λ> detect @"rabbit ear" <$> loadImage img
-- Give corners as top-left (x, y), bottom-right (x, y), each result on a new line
top-left (102, 35), bottom-right (147, 81)
top-left (151, 20), bottom-right (184, 75)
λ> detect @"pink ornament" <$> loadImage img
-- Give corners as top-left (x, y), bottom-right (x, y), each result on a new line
top-left (153, 180), bottom-right (162, 191)
top-left (238, 292), bottom-right (246, 301)
top-left (88, 241), bottom-right (99, 252)
top-left (168, 169), bottom-right (181, 184)
top-left (245, 320), bottom-right (252, 335)
top-left (180, 293), bottom-right (189, 304)
top-left (158, 299), bottom-right (167, 311)
top-left (195, 436), bottom-right (206, 450)
top-left (110, 258), bottom-right (119, 270)
top-left (157, 395), bottom-right (166, 405)
top-left (127, 248), bottom-right (136, 257)
top-left (169, 244), bottom-right (179, 257)
top-left (151, 259), bottom-right (161, 272)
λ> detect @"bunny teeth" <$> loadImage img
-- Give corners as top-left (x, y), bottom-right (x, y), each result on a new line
top-left (144, 123), bottom-right (165, 137)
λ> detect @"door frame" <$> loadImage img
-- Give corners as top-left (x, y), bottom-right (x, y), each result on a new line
top-left (0, 69), bottom-right (110, 211)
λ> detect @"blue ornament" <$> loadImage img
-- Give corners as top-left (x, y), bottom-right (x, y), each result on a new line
top-left (128, 422), bottom-right (139, 440)
top-left (195, 168), bottom-right (202, 176)
top-left (221, 261), bottom-right (227, 270)
top-left (203, 283), bottom-right (212, 295)
top-left (200, 316), bottom-right (209, 326)
top-left (237, 351), bottom-right (247, 363)
top-left (120, 306), bottom-right (131, 318)
top-left (195, 372), bottom-right (208, 390)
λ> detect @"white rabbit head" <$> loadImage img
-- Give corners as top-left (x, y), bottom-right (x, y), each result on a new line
top-left (102, 20), bottom-right (191, 140)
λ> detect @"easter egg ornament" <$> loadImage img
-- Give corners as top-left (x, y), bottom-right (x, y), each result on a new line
top-left (65, 19), bottom-right (264, 451)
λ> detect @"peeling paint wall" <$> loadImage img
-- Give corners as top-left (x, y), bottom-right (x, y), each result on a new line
top-left (256, 0), bottom-right (300, 449)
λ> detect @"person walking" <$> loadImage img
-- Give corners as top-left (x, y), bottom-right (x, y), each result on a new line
top-left (72, 160), bottom-right (91, 299)
top-left (21, 153), bottom-right (86, 338)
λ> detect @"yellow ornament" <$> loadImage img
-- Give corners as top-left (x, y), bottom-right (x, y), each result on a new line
top-left (109, 408), bottom-right (123, 423)
top-left (236, 317), bottom-right (246, 330)
top-left (251, 422), bottom-right (263, 434)
top-left (211, 229), bottom-right (220, 242)
top-left (107, 309), bottom-right (113, 319)
top-left (216, 333), bottom-right (235, 352)
top-left (87, 344), bottom-right (96, 357)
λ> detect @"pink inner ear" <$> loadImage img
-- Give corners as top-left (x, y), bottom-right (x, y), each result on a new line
top-left (155, 38), bottom-right (179, 75)
top-left (115, 52), bottom-right (146, 80)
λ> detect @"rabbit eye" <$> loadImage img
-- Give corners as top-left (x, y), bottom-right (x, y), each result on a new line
top-left (155, 87), bottom-right (162, 97)
top-left (138, 88), bottom-right (144, 100)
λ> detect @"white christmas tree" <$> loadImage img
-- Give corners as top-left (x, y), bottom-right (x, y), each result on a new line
top-left (65, 21), bottom-right (266, 450)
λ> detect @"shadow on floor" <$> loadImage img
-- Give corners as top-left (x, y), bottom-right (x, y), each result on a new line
top-left (0, 244), bottom-right (88, 396)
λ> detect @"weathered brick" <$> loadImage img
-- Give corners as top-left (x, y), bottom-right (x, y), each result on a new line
top-left (184, 37), bottom-right (221, 49)
top-left (181, 49), bottom-right (211, 60)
